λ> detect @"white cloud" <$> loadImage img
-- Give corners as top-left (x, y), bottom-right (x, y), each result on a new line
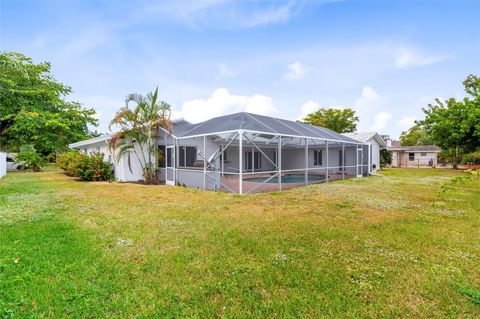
top-left (353, 86), bottom-right (390, 132)
top-left (397, 115), bottom-right (417, 130)
top-left (242, 2), bottom-right (297, 28)
top-left (142, 1), bottom-right (301, 30)
top-left (394, 47), bottom-right (447, 69)
top-left (355, 86), bottom-right (385, 112)
top-left (298, 100), bottom-right (319, 120)
top-left (176, 88), bottom-right (277, 123)
top-left (284, 61), bottom-right (305, 81)
top-left (371, 111), bottom-right (392, 132)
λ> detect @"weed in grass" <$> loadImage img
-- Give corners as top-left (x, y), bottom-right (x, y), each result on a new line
top-left (456, 285), bottom-right (480, 305)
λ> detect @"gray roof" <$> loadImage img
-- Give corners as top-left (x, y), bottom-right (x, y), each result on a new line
top-left (174, 112), bottom-right (360, 143)
top-left (69, 134), bottom-right (114, 148)
top-left (343, 132), bottom-right (387, 147)
top-left (389, 145), bottom-right (441, 152)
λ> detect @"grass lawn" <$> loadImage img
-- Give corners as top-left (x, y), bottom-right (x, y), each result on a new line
top-left (1, 168), bottom-right (479, 318)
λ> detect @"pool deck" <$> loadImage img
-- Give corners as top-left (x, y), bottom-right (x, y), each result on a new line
top-left (220, 173), bottom-right (354, 193)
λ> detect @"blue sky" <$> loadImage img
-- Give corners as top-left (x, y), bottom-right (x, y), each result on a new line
top-left (2, 0), bottom-right (479, 138)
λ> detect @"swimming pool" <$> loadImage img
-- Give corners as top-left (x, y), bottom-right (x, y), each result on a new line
top-left (243, 174), bottom-right (325, 184)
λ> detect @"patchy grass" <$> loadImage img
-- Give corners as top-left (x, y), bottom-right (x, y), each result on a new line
top-left (0, 168), bottom-right (479, 318)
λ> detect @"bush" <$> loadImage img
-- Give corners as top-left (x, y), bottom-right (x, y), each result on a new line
top-left (57, 151), bottom-right (113, 181)
top-left (57, 151), bottom-right (86, 176)
top-left (16, 145), bottom-right (46, 171)
top-left (75, 152), bottom-right (114, 181)
top-left (380, 149), bottom-right (392, 167)
top-left (461, 151), bottom-right (480, 165)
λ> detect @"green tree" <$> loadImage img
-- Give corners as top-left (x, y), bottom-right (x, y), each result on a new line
top-left (16, 145), bottom-right (46, 172)
top-left (421, 74), bottom-right (480, 167)
top-left (380, 149), bottom-right (392, 167)
top-left (301, 108), bottom-right (359, 133)
top-left (0, 51), bottom-right (97, 154)
top-left (399, 123), bottom-right (434, 146)
top-left (109, 87), bottom-right (171, 184)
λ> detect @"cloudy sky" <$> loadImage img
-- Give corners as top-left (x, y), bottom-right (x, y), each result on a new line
top-left (2, 0), bottom-right (479, 138)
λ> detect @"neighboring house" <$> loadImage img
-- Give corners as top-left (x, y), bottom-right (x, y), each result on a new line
top-left (387, 140), bottom-right (441, 168)
top-left (70, 112), bottom-right (373, 194)
top-left (343, 132), bottom-right (387, 172)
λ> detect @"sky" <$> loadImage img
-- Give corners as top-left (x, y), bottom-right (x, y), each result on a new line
top-left (1, 0), bottom-right (479, 138)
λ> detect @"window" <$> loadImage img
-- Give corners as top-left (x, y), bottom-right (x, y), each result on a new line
top-left (272, 151), bottom-right (277, 166)
top-left (245, 151), bottom-right (261, 170)
top-left (179, 146), bottom-right (197, 167)
top-left (6, 157), bottom-right (14, 162)
top-left (421, 152), bottom-right (427, 156)
top-left (409, 153), bottom-right (415, 161)
top-left (313, 150), bottom-right (323, 166)
top-left (220, 149), bottom-right (227, 162)
top-left (158, 146), bottom-right (165, 167)
top-left (166, 147), bottom-right (173, 167)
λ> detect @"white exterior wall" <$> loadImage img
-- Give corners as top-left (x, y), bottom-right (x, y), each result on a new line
top-left (75, 139), bottom-right (149, 182)
top-left (224, 145), bottom-right (276, 172)
top-left (282, 144), bottom-right (356, 171)
top-left (114, 149), bottom-right (147, 182)
top-left (392, 151), bottom-right (438, 168)
top-left (370, 140), bottom-right (381, 171)
top-left (0, 152), bottom-right (6, 179)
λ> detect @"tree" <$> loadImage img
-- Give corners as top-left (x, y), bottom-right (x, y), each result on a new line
top-left (421, 74), bottom-right (480, 167)
top-left (301, 108), bottom-right (359, 133)
top-left (109, 87), bottom-right (172, 184)
top-left (399, 123), bottom-right (434, 146)
top-left (0, 51), bottom-right (97, 154)
top-left (380, 149), bottom-right (392, 167)
top-left (16, 145), bottom-right (46, 172)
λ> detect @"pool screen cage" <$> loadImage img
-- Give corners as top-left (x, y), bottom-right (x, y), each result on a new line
top-left (163, 128), bottom-right (370, 195)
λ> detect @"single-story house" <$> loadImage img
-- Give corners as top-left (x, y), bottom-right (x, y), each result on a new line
top-left (70, 112), bottom-right (378, 194)
top-left (343, 132), bottom-right (387, 172)
top-left (387, 140), bottom-right (441, 168)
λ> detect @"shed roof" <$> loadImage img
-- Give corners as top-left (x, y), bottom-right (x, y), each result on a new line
top-left (175, 112), bottom-right (360, 143)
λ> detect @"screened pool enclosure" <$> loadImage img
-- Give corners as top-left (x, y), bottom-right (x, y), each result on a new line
top-left (156, 112), bottom-right (371, 194)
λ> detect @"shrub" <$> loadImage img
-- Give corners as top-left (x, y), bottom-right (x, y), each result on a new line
top-left (46, 153), bottom-right (56, 163)
top-left (75, 152), bottom-right (114, 181)
top-left (57, 151), bottom-right (86, 176)
top-left (461, 151), bottom-right (480, 165)
top-left (380, 149), bottom-right (392, 167)
top-left (16, 145), bottom-right (46, 171)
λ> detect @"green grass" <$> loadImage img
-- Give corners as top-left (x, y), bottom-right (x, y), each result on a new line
top-left (1, 169), bottom-right (479, 318)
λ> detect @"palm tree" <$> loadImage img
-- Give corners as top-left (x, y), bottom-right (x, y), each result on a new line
top-left (109, 87), bottom-right (172, 184)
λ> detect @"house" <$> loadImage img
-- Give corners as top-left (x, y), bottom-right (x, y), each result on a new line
top-left (387, 140), bottom-right (441, 168)
top-left (69, 112), bottom-right (376, 194)
top-left (343, 132), bottom-right (387, 172)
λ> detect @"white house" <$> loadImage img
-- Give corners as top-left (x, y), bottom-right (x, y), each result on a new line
top-left (70, 112), bottom-right (376, 194)
top-left (343, 132), bottom-right (387, 172)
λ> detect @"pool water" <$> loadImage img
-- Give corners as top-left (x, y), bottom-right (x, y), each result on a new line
top-left (243, 174), bottom-right (325, 184)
